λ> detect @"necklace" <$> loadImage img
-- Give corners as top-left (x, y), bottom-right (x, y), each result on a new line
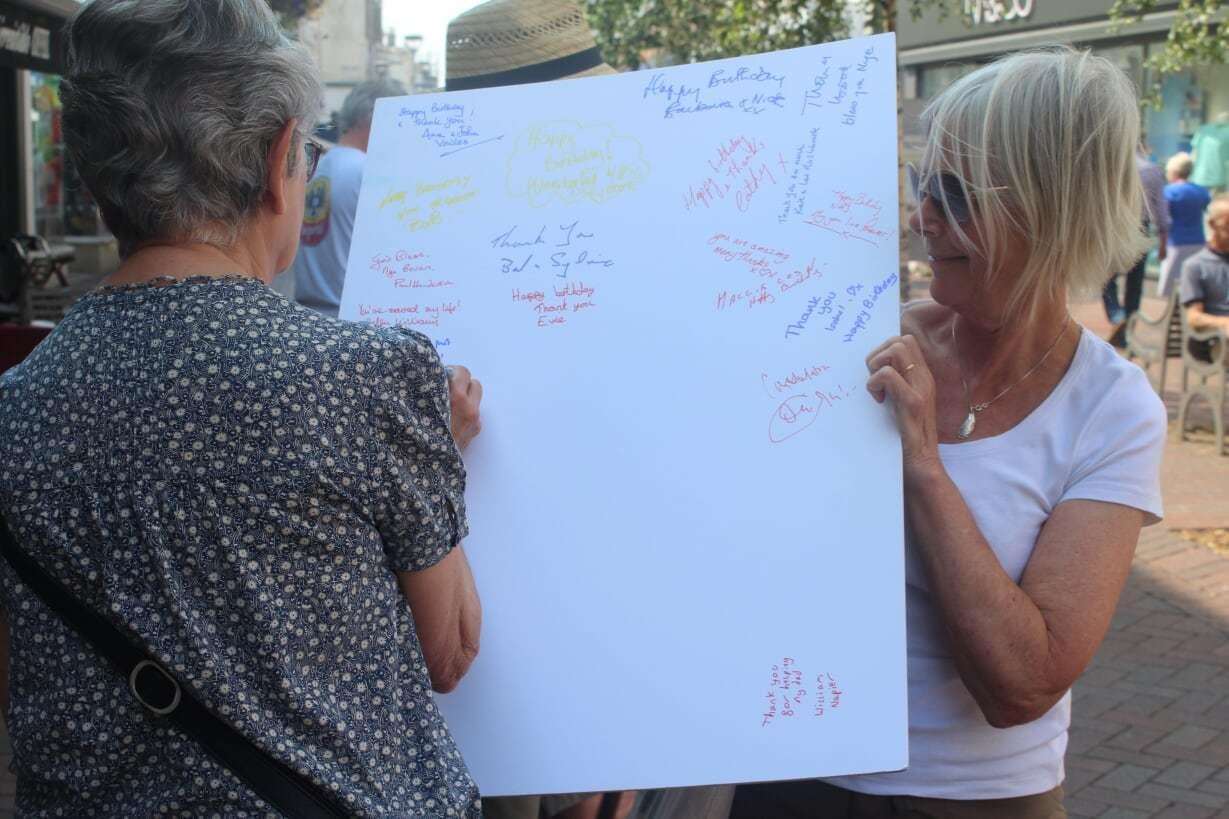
top-left (952, 316), bottom-right (1072, 439)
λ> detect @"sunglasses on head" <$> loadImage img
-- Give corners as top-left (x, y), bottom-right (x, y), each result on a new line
top-left (906, 163), bottom-right (973, 224)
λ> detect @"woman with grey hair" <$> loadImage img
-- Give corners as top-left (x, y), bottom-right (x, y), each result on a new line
top-left (0, 1), bottom-right (483, 816)
top-left (733, 48), bottom-right (1165, 819)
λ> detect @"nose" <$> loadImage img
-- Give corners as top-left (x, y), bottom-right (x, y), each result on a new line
top-left (909, 196), bottom-right (946, 239)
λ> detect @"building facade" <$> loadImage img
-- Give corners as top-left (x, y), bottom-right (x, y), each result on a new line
top-left (2, 0), bottom-right (78, 241)
top-left (897, 0), bottom-right (1229, 173)
top-left (297, 0), bottom-right (385, 121)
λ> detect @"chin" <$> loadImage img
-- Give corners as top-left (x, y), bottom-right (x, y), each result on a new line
top-left (927, 264), bottom-right (972, 308)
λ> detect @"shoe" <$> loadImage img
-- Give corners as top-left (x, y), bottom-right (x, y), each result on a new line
top-left (1107, 321), bottom-right (1127, 349)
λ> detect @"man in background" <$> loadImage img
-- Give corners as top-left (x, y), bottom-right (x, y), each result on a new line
top-left (1181, 195), bottom-right (1229, 339)
top-left (1106, 145), bottom-right (1170, 346)
top-left (288, 77), bottom-right (406, 316)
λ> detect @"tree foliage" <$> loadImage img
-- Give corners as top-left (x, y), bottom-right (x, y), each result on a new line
top-left (584, 0), bottom-right (954, 70)
top-left (585, 1), bottom-right (851, 69)
top-left (1109, 0), bottom-right (1225, 103)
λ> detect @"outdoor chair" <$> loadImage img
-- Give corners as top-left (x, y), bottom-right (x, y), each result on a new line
top-left (2, 235), bottom-right (78, 324)
top-left (1125, 289), bottom-right (1183, 397)
top-left (1176, 305), bottom-right (1228, 456)
top-left (5, 235), bottom-right (71, 289)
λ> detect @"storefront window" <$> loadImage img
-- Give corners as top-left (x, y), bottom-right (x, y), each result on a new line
top-left (28, 70), bottom-right (64, 237)
top-left (1095, 43), bottom-right (1146, 93)
top-left (917, 62), bottom-right (978, 99)
top-left (1145, 60), bottom-right (1229, 181)
top-left (28, 70), bottom-right (100, 238)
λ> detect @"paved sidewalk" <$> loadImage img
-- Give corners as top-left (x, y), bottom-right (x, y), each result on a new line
top-left (1066, 527), bottom-right (1229, 819)
top-left (1063, 291), bottom-right (1229, 818)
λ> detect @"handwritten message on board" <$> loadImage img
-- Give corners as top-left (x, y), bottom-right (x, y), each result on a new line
top-left (341, 33), bottom-right (906, 796)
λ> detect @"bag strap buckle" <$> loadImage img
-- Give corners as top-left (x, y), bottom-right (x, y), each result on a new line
top-left (129, 659), bottom-right (182, 716)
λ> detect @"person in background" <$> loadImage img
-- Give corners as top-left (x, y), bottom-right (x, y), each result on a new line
top-left (732, 48), bottom-right (1165, 819)
top-left (0, 1), bottom-right (483, 814)
top-left (1158, 152), bottom-right (1212, 298)
top-left (288, 77), bottom-right (406, 316)
top-left (1105, 144), bottom-right (1170, 347)
top-left (1180, 195), bottom-right (1229, 336)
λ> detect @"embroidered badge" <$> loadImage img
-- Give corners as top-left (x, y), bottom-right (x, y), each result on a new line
top-left (300, 176), bottom-right (331, 246)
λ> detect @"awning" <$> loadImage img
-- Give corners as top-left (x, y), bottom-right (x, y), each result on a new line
top-left (0, 0), bottom-right (78, 73)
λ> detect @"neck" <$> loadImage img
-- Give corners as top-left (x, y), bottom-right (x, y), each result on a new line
top-left (338, 128), bottom-right (368, 152)
top-left (953, 299), bottom-right (1073, 393)
top-left (106, 240), bottom-right (269, 288)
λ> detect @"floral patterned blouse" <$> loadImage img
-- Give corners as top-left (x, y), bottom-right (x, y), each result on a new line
top-left (0, 277), bottom-right (480, 817)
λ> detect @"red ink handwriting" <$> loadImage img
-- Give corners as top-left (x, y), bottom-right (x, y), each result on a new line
top-left (804, 190), bottom-right (890, 247)
top-left (762, 658), bottom-right (844, 727)
top-left (760, 364), bottom-right (831, 398)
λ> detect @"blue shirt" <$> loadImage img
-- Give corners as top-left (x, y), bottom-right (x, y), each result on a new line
top-left (1165, 181), bottom-right (1212, 247)
top-left (291, 146), bottom-right (367, 318)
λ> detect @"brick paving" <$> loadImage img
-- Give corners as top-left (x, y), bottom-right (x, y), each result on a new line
top-left (0, 290), bottom-right (1223, 816)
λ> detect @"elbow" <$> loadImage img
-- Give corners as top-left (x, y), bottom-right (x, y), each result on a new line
top-left (978, 690), bottom-right (1064, 729)
top-left (428, 637), bottom-right (480, 694)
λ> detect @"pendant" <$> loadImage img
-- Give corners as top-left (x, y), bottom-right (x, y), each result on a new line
top-left (958, 411), bottom-right (977, 439)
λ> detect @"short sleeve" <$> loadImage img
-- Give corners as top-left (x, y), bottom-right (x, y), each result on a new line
top-left (1180, 256), bottom-right (1206, 306)
top-left (1061, 370), bottom-right (1165, 525)
top-left (368, 329), bottom-right (469, 571)
top-left (1146, 168), bottom-right (1171, 232)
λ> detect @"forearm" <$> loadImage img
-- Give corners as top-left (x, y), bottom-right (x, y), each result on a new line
top-left (1188, 310), bottom-right (1229, 332)
top-left (905, 463), bottom-right (1063, 726)
top-left (397, 545), bottom-right (482, 694)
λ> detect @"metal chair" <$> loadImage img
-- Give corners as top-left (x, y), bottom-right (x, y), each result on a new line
top-left (1125, 289), bottom-right (1183, 397)
top-left (1176, 306), bottom-right (1227, 456)
top-left (2, 235), bottom-right (76, 324)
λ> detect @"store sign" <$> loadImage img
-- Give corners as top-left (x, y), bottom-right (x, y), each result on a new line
top-left (963, 0), bottom-right (1035, 25)
top-left (0, 3), bottom-right (61, 73)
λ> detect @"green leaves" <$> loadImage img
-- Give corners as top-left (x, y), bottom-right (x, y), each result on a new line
top-left (583, 0), bottom-right (852, 69)
top-left (1109, 0), bottom-right (1227, 106)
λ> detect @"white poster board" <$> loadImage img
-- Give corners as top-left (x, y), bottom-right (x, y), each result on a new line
top-left (341, 33), bottom-right (906, 796)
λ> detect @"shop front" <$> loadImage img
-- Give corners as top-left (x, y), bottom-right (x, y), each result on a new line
top-left (2, 0), bottom-right (118, 323)
top-left (897, 0), bottom-right (1229, 183)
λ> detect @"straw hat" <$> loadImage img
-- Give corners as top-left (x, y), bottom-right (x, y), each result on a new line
top-left (445, 0), bottom-right (617, 92)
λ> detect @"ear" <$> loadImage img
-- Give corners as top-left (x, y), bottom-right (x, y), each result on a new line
top-left (264, 119), bottom-right (299, 216)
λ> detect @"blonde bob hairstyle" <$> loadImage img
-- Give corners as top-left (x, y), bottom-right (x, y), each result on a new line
top-left (919, 48), bottom-right (1149, 326)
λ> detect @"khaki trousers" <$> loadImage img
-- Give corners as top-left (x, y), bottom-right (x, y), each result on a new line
top-left (730, 780), bottom-right (1066, 818)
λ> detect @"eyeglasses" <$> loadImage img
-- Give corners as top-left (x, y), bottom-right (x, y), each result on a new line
top-left (906, 163), bottom-right (973, 224)
top-left (304, 138), bottom-right (324, 180)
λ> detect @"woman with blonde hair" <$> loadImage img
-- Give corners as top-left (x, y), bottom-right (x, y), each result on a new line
top-left (732, 48), bottom-right (1165, 818)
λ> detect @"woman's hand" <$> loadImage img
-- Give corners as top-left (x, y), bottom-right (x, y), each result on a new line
top-left (447, 365), bottom-right (483, 452)
top-left (866, 334), bottom-right (940, 473)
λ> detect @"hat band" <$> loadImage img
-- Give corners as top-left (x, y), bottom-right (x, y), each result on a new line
top-left (446, 46), bottom-right (606, 91)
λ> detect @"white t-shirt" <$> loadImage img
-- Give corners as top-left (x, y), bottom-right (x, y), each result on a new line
top-left (290, 146), bottom-right (366, 317)
top-left (827, 327), bottom-right (1166, 799)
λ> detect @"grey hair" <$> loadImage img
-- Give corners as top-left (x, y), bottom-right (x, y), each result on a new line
top-left (338, 77), bottom-right (407, 134)
top-left (61, 0), bottom-right (324, 256)
top-left (921, 48), bottom-right (1148, 326)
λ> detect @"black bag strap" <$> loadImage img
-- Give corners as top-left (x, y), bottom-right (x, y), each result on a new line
top-left (0, 515), bottom-right (350, 819)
